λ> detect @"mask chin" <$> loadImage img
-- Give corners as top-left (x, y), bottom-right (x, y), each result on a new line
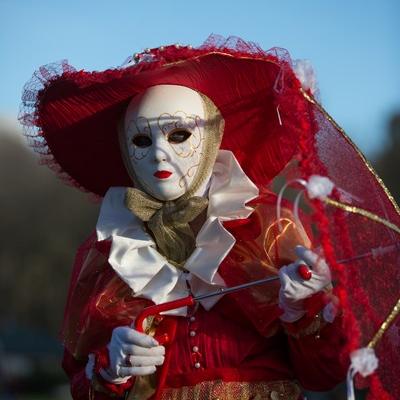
top-left (119, 84), bottom-right (225, 201)
top-left (144, 180), bottom-right (190, 201)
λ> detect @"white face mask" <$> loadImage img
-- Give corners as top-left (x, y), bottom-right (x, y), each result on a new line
top-left (123, 85), bottom-right (207, 201)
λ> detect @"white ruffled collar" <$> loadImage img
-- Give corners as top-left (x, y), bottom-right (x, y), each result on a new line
top-left (96, 150), bottom-right (259, 316)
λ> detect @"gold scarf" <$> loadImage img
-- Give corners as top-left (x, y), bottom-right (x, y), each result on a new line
top-left (125, 188), bottom-right (208, 267)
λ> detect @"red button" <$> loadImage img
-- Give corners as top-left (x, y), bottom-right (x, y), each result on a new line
top-left (297, 264), bottom-right (312, 280)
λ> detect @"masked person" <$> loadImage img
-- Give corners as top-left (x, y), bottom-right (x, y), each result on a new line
top-left (21, 36), bottom-right (349, 400)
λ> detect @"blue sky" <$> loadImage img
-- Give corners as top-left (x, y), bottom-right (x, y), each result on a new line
top-left (1, 0), bottom-right (399, 157)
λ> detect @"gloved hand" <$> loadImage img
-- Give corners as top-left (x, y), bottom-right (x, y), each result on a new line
top-left (279, 245), bottom-right (331, 323)
top-left (100, 326), bottom-right (165, 384)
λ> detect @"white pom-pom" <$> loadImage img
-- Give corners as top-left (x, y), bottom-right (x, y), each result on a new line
top-left (306, 175), bottom-right (334, 200)
top-left (350, 347), bottom-right (379, 377)
top-left (293, 59), bottom-right (318, 95)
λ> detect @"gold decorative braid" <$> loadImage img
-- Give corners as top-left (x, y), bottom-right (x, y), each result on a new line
top-left (324, 197), bottom-right (400, 235)
top-left (368, 297), bottom-right (400, 349)
top-left (283, 312), bottom-right (326, 339)
top-left (125, 188), bottom-right (208, 267)
top-left (300, 88), bottom-right (400, 217)
top-left (158, 379), bottom-right (301, 400)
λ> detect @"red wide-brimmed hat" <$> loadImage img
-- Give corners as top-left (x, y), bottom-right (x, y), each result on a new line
top-left (19, 35), bottom-right (311, 197)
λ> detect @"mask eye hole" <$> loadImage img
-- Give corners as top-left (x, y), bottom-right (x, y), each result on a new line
top-left (168, 130), bottom-right (192, 144)
top-left (132, 135), bottom-right (152, 148)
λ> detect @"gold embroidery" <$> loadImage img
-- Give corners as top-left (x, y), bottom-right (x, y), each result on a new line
top-left (158, 111), bottom-right (203, 159)
top-left (283, 312), bottom-right (327, 339)
top-left (158, 379), bottom-right (301, 400)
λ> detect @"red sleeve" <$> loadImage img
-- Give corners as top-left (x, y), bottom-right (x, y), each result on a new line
top-left (62, 349), bottom-right (95, 400)
top-left (61, 233), bottom-right (135, 399)
top-left (286, 314), bottom-right (349, 391)
top-left (62, 348), bottom-right (134, 399)
top-left (281, 294), bottom-right (349, 391)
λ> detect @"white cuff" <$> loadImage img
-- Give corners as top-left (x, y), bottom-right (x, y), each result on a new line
top-left (322, 301), bottom-right (338, 323)
top-left (85, 354), bottom-right (96, 380)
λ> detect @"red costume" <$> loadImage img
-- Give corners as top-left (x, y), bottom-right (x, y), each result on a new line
top-left (60, 195), bottom-right (348, 399)
top-left (20, 35), bottom-right (400, 399)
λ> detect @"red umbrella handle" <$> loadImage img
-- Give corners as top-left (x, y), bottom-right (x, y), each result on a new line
top-left (134, 295), bottom-right (195, 344)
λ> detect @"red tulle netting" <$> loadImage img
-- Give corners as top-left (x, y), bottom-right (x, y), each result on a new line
top-left (19, 61), bottom-right (82, 189)
top-left (19, 35), bottom-right (400, 399)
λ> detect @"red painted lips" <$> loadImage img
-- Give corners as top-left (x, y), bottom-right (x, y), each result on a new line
top-left (154, 170), bottom-right (172, 179)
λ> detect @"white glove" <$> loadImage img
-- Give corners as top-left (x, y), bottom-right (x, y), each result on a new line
top-left (100, 326), bottom-right (165, 384)
top-left (279, 245), bottom-right (331, 323)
